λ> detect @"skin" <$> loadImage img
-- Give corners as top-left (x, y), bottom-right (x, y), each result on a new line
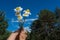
top-left (19, 30), bottom-right (27, 40)
top-left (7, 32), bottom-right (18, 40)
top-left (7, 30), bottom-right (27, 40)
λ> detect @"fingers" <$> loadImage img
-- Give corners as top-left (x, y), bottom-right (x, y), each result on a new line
top-left (7, 32), bottom-right (18, 40)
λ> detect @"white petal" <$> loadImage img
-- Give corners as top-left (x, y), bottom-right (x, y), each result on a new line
top-left (14, 9), bottom-right (17, 12)
top-left (23, 14), bottom-right (29, 17)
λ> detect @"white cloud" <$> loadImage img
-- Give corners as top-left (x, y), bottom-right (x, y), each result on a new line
top-left (11, 18), bottom-right (38, 22)
top-left (25, 18), bottom-right (38, 21)
top-left (24, 27), bottom-right (31, 32)
top-left (11, 18), bottom-right (19, 22)
top-left (11, 27), bottom-right (31, 32)
top-left (11, 18), bottom-right (37, 32)
top-left (36, 15), bottom-right (39, 17)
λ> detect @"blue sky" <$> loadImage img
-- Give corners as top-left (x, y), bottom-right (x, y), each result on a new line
top-left (0, 0), bottom-right (60, 32)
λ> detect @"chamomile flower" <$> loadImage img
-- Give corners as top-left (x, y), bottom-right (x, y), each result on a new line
top-left (14, 7), bottom-right (23, 12)
top-left (17, 15), bottom-right (23, 20)
top-left (23, 9), bottom-right (31, 17)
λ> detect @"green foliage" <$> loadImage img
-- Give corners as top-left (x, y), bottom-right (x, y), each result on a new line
top-left (0, 11), bottom-right (11, 40)
top-left (29, 9), bottom-right (60, 40)
top-left (0, 31), bottom-right (11, 40)
top-left (55, 7), bottom-right (60, 27)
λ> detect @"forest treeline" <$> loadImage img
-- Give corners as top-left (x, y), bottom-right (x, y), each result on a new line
top-left (27, 8), bottom-right (60, 40)
top-left (0, 8), bottom-right (60, 40)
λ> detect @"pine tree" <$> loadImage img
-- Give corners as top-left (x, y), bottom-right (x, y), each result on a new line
top-left (55, 8), bottom-right (60, 40)
top-left (0, 11), bottom-right (10, 40)
top-left (29, 9), bottom-right (60, 40)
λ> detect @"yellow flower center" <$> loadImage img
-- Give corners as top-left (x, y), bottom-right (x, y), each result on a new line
top-left (16, 7), bottom-right (20, 10)
top-left (26, 9), bottom-right (30, 12)
top-left (18, 16), bottom-right (22, 19)
top-left (23, 13), bottom-right (29, 16)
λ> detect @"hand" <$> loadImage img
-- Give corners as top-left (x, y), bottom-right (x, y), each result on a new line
top-left (7, 32), bottom-right (18, 40)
